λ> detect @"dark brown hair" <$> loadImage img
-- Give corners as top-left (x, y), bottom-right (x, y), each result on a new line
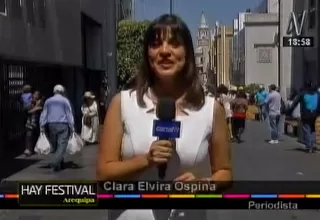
top-left (133, 14), bottom-right (204, 110)
top-left (217, 84), bottom-right (228, 95)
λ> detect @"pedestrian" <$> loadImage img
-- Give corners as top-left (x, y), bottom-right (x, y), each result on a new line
top-left (24, 91), bottom-right (43, 156)
top-left (21, 84), bottom-right (33, 110)
top-left (231, 90), bottom-right (248, 143)
top-left (265, 84), bottom-right (282, 144)
top-left (39, 85), bottom-right (75, 171)
top-left (97, 14), bottom-right (232, 220)
top-left (81, 91), bottom-right (100, 145)
top-left (217, 84), bottom-right (234, 140)
top-left (286, 89), bottom-right (300, 119)
top-left (287, 81), bottom-right (320, 153)
top-left (255, 85), bottom-right (268, 121)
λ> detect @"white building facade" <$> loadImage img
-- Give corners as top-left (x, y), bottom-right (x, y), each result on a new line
top-left (231, 12), bottom-right (278, 87)
top-left (231, 0), bottom-right (319, 99)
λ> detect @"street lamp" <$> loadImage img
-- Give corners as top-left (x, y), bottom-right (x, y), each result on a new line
top-left (170, 0), bottom-right (173, 14)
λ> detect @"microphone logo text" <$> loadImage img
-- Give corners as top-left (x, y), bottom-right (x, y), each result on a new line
top-left (152, 120), bottom-right (181, 139)
top-left (156, 126), bottom-right (179, 133)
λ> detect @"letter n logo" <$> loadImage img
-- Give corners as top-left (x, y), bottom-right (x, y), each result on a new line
top-left (286, 11), bottom-right (307, 36)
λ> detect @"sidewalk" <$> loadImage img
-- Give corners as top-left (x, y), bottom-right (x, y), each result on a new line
top-left (4, 145), bottom-right (97, 181)
top-left (1, 145), bottom-right (110, 220)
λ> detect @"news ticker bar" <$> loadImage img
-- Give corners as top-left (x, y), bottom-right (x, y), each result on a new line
top-left (1, 196), bottom-right (320, 209)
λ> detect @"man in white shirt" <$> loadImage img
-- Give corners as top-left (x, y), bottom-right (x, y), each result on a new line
top-left (264, 84), bottom-right (281, 144)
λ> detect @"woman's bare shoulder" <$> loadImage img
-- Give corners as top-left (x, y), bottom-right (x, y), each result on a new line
top-left (107, 93), bottom-right (121, 111)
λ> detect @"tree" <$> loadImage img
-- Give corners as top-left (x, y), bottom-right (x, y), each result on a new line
top-left (117, 20), bottom-right (150, 89)
top-left (244, 83), bottom-right (261, 94)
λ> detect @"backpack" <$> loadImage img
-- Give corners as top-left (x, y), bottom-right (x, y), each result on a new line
top-left (303, 93), bottom-right (318, 112)
top-left (302, 92), bottom-right (319, 120)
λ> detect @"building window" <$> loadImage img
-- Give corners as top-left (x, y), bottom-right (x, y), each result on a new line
top-left (26, 0), bottom-right (35, 25)
top-left (308, 0), bottom-right (316, 29)
top-left (37, 0), bottom-right (46, 28)
top-left (256, 47), bottom-right (272, 63)
top-left (0, 0), bottom-right (7, 15)
top-left (10, 0), bottom-right (22, 19)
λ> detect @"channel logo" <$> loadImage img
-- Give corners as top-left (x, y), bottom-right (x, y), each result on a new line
top-left (152, 120), bottom-right (181, 139)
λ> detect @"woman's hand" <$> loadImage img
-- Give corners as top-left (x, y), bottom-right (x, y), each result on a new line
top-left (146, 140), bottom-right (174, 165)
top-left (36, 100), bottom-right (42, 106)
top-left (174, 172), bottom-right (196, 181)
top-left (174, 173), bottom-right (214, 182)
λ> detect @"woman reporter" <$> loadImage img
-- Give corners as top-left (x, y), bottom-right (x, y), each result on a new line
top-left (97, 14), bottom-right (231, 219)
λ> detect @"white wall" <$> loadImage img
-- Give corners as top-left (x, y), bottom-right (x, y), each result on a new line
top-left (244, 13), bottom-right (278, 86)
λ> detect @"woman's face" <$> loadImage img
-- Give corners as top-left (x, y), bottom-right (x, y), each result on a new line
top-left (148, 28), bottom-right (186, 80)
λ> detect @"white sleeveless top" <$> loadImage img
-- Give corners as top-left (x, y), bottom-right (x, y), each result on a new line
top-left (109, 90), bottom-right (215, 220)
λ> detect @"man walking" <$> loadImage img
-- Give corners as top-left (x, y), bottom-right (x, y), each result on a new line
top-left (255, 85), bottom-right (268, 121)
top-left (265, 84), bottom-right (281, 144)
top-left (40, 85), bottom-right (74, 171)
top-left (287, 82), bottom-right (320, 153)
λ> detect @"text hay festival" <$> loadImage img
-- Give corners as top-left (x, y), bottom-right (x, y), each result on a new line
top-left (19, 183), bottom-right (96, 196)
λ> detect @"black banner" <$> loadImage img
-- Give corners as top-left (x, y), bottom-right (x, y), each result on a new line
top-left (18, 182), bottom-right (97, 206)
top-left (0, 198), bottom-right (320, 209)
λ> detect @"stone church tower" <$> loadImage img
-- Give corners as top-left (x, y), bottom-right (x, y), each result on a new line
top-left (195, 11), bottom-right (210, 87)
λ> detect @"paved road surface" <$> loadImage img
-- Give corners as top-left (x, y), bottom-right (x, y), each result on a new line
top-left (1, 121), bottom-right (320, 219)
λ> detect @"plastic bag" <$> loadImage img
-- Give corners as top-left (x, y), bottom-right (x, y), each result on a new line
top-left (34, 133), bottom-right (51, 155)
top-left (67, 133), bottom-right (84, 155)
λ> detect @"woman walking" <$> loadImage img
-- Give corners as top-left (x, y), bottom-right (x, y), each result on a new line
top-left (81, 91), bottom-right (99, 145)
top-left (24, 91), bottom-right (43, 156)
top-left (217, 84), bottom-right (234, 140)
top-left (231, 90), bottom-right (248, 143)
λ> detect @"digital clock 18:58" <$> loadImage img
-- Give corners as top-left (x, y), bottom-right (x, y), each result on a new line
top-left (283, 37), bottom-right (314, 47)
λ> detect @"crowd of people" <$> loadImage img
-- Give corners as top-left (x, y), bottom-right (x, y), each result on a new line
top-left (212, 81), bottom-right (320, 154)
top-left (21, 84), bottom-right (100, 171)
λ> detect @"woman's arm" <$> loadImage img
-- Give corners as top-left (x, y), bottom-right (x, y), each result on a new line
top-left (209, 101), bottom-right (232, 187)
top-left (97, 94), bottom-right (151, 181)
top-left (28, 106), bottom-right (42, 113)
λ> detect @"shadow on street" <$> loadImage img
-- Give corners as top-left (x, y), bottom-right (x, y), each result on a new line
top-left (0, 158), bottom-right (40, 181)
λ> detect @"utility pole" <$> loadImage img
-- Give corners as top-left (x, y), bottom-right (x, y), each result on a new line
top-left (105, 0), bottom-right (118, 104)
top-left (132, 0), bottom-right (135, 20)
top-left (277, 0), bottom-right (281, 88)
top-left (170, 0), bottom-right (173, 14)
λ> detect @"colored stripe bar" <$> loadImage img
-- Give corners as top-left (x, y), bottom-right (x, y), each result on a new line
top-left (223, 194), bottom-right (250, 199)
top-left (278, 194), bottom-right (305, 199)
top-left (306, 194), bottom-right (320, 198)
top-left (196, 194), bottom-right (222, 198)
top-left (141, 194), bottom-right (168, 198)
top-left (114, 194), bottom-right (140, 198)
top-left (251, 194), bottom-right (277, 199)
top-left (169, 194), bottom-right (195, 198)
top-left (0, 194), bottom-right (4, 198)
top-left (5, 194), bottom-right (18, 199)
top-left (97, 194), bottom-right (113, 199)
